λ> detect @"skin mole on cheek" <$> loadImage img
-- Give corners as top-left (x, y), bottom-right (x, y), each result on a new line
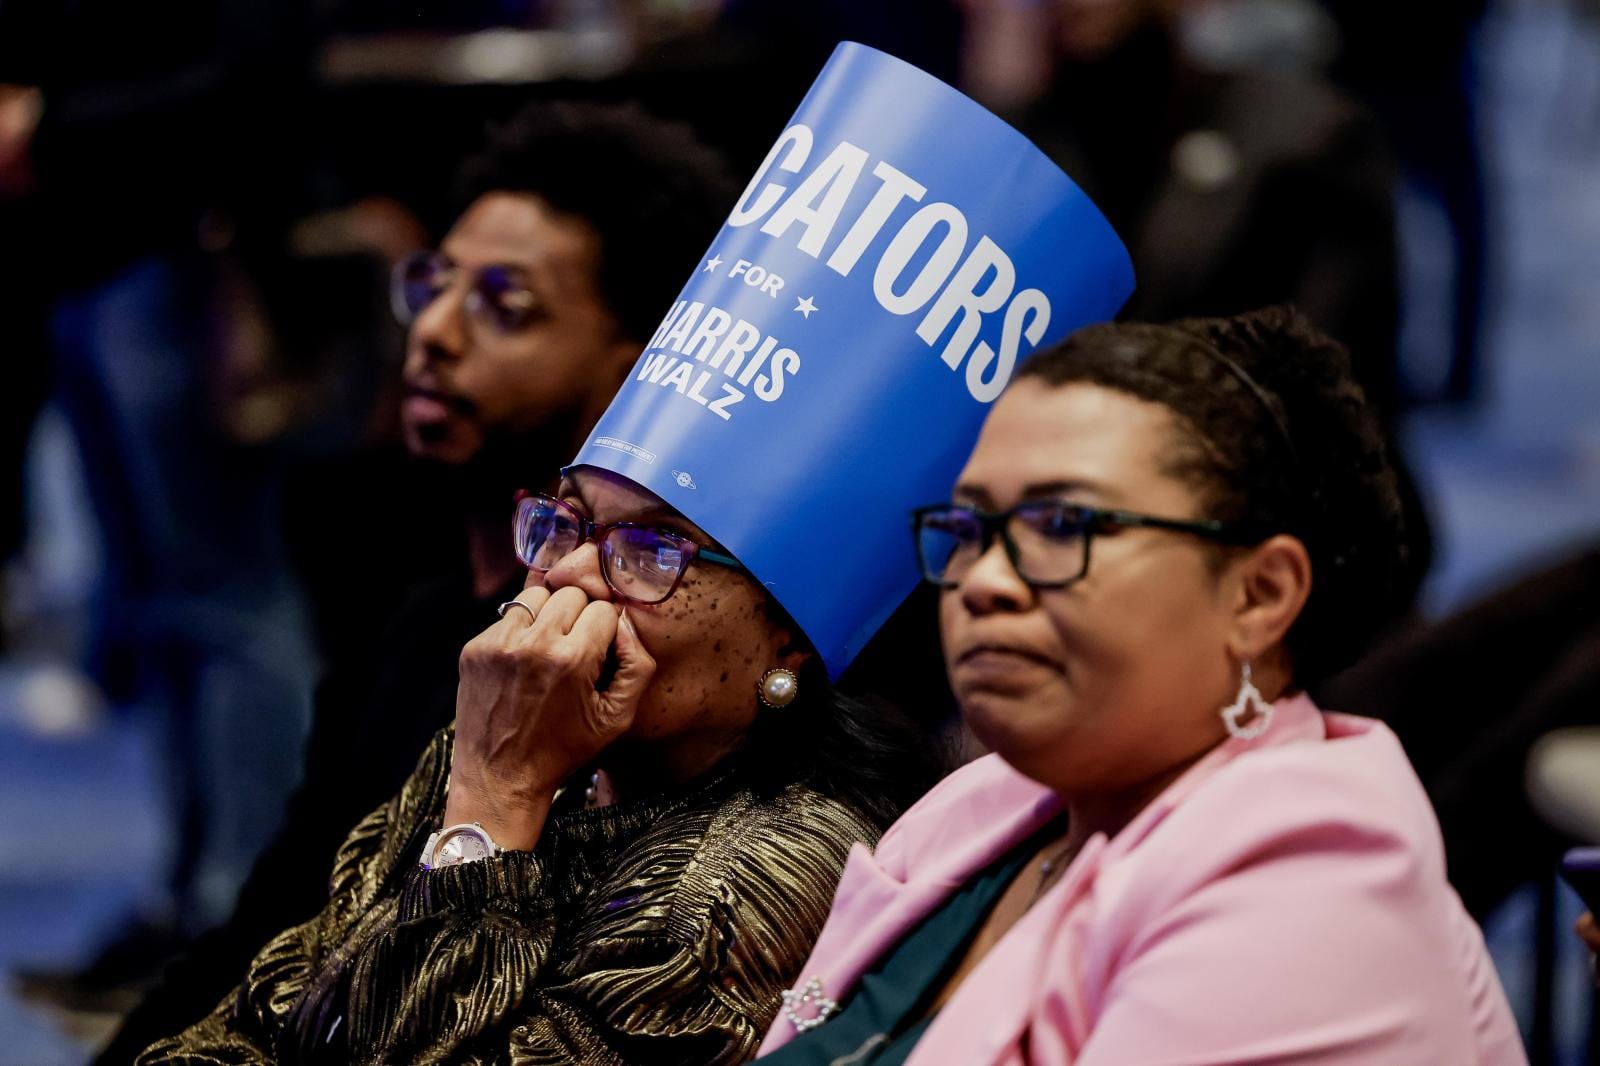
top-left (713, 640), bottom-right (722, 653)
top-left (719, 671), bottom-right (729, 683)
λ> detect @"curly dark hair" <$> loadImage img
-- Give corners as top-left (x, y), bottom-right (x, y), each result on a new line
top-left (453, 101), bottom-right (740, 343)
top-left (1014, 306), bottom-right (1408, 687)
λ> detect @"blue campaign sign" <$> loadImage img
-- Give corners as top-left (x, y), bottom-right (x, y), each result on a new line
top-left (572, 41), bottom-right (1134, 678)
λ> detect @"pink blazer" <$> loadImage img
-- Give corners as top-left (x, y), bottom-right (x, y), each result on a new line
top-left (758, 694), bottom-right (1526, 1065)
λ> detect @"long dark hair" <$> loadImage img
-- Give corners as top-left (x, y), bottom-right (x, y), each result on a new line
top-left (741, 601), bottom-right (954, 831)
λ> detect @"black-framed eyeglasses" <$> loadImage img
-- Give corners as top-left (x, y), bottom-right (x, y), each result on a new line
top-left (515, 493), bottom-right (746, 606)
top-left (391, 250), bottom-right (541, 334)
top-left (912, 500), bottom-right (1267, 589)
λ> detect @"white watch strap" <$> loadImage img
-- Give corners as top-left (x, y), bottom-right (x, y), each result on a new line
top-left (419, 821), bottom-right (500, 869)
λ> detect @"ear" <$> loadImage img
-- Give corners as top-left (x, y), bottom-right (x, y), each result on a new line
top-left (1224, 534), bottom-right (1312, 664)
top-left (576, 337), bottom-right (645, 437)
top-left (602, 337), bottom-right (643, 391)
top-left (771, 617), bottom-right (825, 675)
top-left (774, 630), bottom-right (815, 676)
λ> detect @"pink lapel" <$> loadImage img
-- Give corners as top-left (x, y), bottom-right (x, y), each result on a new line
top-left (898, 694), bottom-right (1328, 1065)
top-left (903, 831), bottom-right (1112, 1066)
top-left (762, 758), bottom-right (1062, 1048)
top-left (763, 695), bottom-right (1328, 1060)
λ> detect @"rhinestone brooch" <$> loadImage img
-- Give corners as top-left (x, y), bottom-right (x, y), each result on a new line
top-left (780, 976), bottom-right (838, 1032)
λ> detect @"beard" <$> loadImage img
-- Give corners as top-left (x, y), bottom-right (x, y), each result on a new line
top-left (410, 407), bottom-right (586, 522)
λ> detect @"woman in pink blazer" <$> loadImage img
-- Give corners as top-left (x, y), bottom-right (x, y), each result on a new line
top-left (758, 308), bottom-right (1526, 1065)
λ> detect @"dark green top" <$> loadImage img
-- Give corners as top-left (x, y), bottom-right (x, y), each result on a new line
top-left (762, 820), bottom-right (1061, 1066)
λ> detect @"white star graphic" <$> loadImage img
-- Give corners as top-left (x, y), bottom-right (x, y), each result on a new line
top-left (794, 296), bottom-right (819, 318)
top-left (703, 254), bottom-right (724, 273)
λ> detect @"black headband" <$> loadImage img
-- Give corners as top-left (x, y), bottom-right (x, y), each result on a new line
top-left (1188, 338), bottom-right (1299, 464)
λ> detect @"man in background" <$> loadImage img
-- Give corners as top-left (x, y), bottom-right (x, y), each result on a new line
top-left (93, 101), bottom-right (739, 1063)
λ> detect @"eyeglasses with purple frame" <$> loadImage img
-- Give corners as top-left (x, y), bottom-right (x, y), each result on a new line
top-left (514, 493), bottom-right (746, 606)
top-left (391, 251), bottom-right (542, 334)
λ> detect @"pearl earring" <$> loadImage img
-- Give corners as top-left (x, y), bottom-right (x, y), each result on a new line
top-left (1220, 661), bottom-right (1273, 741)
top-left (757, 667), bottom-right (799, 709)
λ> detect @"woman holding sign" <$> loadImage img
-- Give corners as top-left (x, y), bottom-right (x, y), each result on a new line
top-left (137, 468), bottom-right (944, 1065)
top-left (758, 308), bottom-right (1526, 1065)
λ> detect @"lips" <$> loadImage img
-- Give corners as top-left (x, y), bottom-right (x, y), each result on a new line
top-left (402, 380), bottom-right (470, 424)
top-left (954, 642), bottom-right (1062, 672)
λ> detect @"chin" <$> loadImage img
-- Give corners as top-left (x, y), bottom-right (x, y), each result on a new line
top-left (958, 687), bottom-right (1037, 755)
top-left (402, 422), bottom-right (477, 466)
top-left (959, 680), bottom-right (1079, 773)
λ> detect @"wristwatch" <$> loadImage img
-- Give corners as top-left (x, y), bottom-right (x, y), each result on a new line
top-left (419, 822), bottom-right (500, 870)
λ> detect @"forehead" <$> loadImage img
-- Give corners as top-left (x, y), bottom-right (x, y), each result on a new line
top-left (956, 380), bottom-right (1188, 505)
top-left (562, 467), bottom-right (717, 537)
top-left (443, 192), bottom-right (601, 278)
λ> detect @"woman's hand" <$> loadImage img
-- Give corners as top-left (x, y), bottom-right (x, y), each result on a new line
top-left (445, 585), bottom-right (656, 850)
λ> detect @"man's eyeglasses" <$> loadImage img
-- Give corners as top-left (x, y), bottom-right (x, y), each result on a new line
top-left (912, 501), bottom-right (1266, 589)
top-left (515, 493), bottom-right (746, 606)
top-left (391, 251), bottom-right (541, 334)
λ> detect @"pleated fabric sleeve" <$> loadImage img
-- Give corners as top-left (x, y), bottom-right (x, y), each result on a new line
top-left (136, 727), bottom-right (879, 1065)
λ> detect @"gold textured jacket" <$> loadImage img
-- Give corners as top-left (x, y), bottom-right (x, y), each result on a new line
top-left (138, 727), bottom-right (879, 1065)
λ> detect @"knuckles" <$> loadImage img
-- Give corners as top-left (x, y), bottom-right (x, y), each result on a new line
top-left (534, 642), bottom-right (586, 675)
top-left (459, 628), bottom-right (595, 680)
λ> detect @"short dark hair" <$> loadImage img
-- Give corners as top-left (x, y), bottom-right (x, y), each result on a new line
top-left (1015, 306), bottom-right (1408, 687)
top-left (454, 101), bottom-right (740, 343)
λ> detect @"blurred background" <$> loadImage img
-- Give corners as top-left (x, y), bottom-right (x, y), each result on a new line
top-left (1, 0), bottom-right (1597, 1061)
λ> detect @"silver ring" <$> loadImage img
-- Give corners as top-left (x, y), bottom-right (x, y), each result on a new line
top-left (498, 600), bottom-right (536, 622)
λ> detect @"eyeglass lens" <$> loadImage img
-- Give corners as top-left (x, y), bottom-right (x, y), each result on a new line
top-left (514, 497), bottom-right (691, 605)
top-left (917, 504), bottom-right (1091, 586)
top-left (601, 527), bottom-right (688, 604)
top-left (515, 497), bottom-right (581, 570)
top-left (394, 254), bottom-right (538, 333)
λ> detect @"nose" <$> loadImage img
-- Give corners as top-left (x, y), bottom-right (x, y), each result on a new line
top-left (958, 539), bottom-right (1033, 616)
top-left (541, 541), bottom-right (614, 603)
top-left (404, 283), bottom-right (469, 375)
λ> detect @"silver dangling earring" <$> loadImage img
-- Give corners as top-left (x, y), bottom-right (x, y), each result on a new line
top-left (757, 667), bottom-right (799, 709)
top-left (1220, 662), bottom-right (1273, 741)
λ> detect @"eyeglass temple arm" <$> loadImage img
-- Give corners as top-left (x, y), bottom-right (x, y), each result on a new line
top-left (694, 546), bottom-right (745, 571)
top-left (1098, 509), bottom-right (1263, 544)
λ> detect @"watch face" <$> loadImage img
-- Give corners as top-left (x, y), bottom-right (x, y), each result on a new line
top-left (436, 828), bottom-right (490, 866)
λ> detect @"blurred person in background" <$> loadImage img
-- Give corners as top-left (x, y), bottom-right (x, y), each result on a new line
top-left (959, 0), bottom-right (1431, 611)
top-left (94, 100), bottom-right (745, 1062)
top-left (1320, 0), bottom-right (1491, 404)
top-left (967, 0), bottom-right (1401, 411)
top-left (4, 0), bottom-right (323, 1006)
top-left (1319, 543), bottom-right (1600, 923)
top-left (0, 79), bottom-right (48, 633)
